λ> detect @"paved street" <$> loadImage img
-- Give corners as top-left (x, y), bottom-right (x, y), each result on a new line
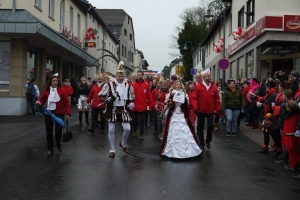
top-left (0, 106), bottom-right (299, 199)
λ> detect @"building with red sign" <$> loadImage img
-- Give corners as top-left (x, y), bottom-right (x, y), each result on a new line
top-left (193, 0), bottom-right (300, 83)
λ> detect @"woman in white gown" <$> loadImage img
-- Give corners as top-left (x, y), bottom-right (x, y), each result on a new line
top-left (159, 80), bottom-right (202, 158)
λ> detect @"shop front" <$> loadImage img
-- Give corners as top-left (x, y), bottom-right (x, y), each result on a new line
top-left (0, 10), bottom-right (98, 115)
top-left (227, 15), bottom-right (300, 82)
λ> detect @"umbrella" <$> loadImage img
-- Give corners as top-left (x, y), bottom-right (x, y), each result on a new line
top-left (44, 109), bottom-right (66, 128)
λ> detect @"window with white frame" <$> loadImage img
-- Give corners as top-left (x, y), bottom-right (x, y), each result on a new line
top-left (60, 0), bottom-right (65, 25)
top-left (77, 14), bottom-right (81, 37)
top-left (70, 6), bottom-right (74, 32)
top-left (228, 14), bottom-right (232, 36)
top-left (35, 0), bottom-right (42, 11)
top-left (48, 0), bottom-right (54, 19)
top-left (238, 7), bottom-right (245, 28)
top-left (246, 0), bottom-right (255, 26)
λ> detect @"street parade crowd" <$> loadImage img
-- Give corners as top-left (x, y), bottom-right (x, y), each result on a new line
top-left (34, 61), bottom-right (300, 181)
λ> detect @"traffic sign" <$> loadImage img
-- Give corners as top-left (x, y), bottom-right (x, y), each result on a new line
top-left (190, 68), bottom-right (197, 75)
top-left (218, 58), bottom-right (230, 70)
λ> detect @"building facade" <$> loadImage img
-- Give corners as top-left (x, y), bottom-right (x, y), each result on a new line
top-left (195, 0), bottom-right (300, 83)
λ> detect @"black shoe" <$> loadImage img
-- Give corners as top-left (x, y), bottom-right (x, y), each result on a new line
top-left (257, 149), bottom-right (268, 153)
top-left (88, 128), bottom-right (95, 133)
top-left (227, 132), bottom-right (231, 137)
top-left (231, 132), bottom-right (236, 136)
top-left (293, 175), bottom-right (300, 180)
top-left (79, 123), bottom-right (82, 128)
top-left (47, 150), bottom-right (53, 157)
top-left (57, 146), bottom-right (62, 153)
top-left (206, 143), bottom-right (211, 149)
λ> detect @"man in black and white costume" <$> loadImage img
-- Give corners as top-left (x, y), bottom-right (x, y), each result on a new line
top-left (98, 61), bottom-right (135, 157)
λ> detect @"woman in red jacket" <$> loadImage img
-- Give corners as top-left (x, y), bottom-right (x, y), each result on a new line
top-left (86, 73), bottom-right (106, 133)
top-left (36, 74), bottom-right (71, 157)
top-left (186, 81), bottom-right (196, 128)
top-left (62, 78), bottom-right (73, 105)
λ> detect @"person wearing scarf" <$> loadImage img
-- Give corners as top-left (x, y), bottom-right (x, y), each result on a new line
top-left (36, 74), bottom-right (71, 157)
top-left (221, 80), bottom-right (245, 137)
top-left (98, 61), bottom-right (135, 158)
top-left (86, 72), bottom-right (106, 133)
top-left (62, 78), bottom-right (73, 105)
top-left (159, 80), bottom-right (202, 158)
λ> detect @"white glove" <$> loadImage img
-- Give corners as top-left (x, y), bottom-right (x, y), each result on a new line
top-left (256, 102), bottom-right (262, 107)
top-left (147, 106), bottom-right (150, 110)
top-left (271, 102), bottom-right (275, 108)
top-left (295, 130), bottom-right (300, 137)
top-left (128, 102), bottom-right (134, 110)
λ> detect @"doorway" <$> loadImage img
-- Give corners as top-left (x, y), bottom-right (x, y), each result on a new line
top-left (260, 58), bottom-right (293, 80)
top-left (272, 58), bottom-right (293, 75)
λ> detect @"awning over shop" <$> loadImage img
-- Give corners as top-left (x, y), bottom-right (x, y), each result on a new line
top-left (0, 10), bottom-right (98, 66)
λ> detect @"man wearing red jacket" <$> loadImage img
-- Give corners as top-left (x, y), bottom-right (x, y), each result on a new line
top-left (132, 71), bottom-right (154, 140)
top-left (192, 68), bottom-right (220, 150)
top-left (86, 72), bottom-right (106, 133)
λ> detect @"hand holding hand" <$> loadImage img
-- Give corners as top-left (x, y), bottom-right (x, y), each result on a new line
top-left (35, 101), bottom-right (41, 105)
top-left (128, 102), bottom-right (134, 110)
top-left (256, 102), bottom-right (262, 107)
top-left (65, 115), bottom-right (70, 120)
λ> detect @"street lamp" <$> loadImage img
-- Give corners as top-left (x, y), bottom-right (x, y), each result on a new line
top-left (205, 1), bottom-right (226, 90)
top-left (183, 41), bottom-right (195, 69)
top-left (101, 24), bottom-right (117, 73)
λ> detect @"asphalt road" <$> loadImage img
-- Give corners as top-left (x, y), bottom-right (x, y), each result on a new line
top-left (0, 113), bottom-right (299, 200)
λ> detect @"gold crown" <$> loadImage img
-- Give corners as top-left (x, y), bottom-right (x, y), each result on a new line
top-left (116, 61), bottom-right (125, 74)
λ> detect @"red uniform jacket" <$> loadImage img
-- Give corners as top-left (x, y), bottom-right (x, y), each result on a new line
top-left (187, 90), bottom-right (194, 110)
top-left (86, 84), bottom-right (105, 108)
top-left (39, 87), bottom-right (71, 116)
top-left (192, 81), bottom-right (220, 114)
top-left (62, 83), bottom-right (73, 96)
top-left (132, 80), bottom-right (154, 112)
top-left (152, 90), bottom-right (167, 111)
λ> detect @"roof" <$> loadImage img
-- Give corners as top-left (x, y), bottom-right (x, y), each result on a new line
top-left (0, 9), bottom-right (38, 22)
top-left (96, 9), bottom-right (128, 41)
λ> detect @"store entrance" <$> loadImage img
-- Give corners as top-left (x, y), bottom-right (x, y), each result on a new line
top-left (272, 58), bottom-right (293, 75)
top-left (260, 58), bottom-right (293, 80)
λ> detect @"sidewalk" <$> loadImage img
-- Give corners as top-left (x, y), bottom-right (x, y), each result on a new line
top-left (0, 105), bottom-right (79, 145)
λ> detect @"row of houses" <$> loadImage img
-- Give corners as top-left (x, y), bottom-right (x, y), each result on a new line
top-left (0, 0), bottom-right (148, 115)
top-left (171, 0), bottom-right (300, 83)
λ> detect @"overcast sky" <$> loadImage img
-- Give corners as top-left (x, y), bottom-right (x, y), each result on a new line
top-left (88, 0), bottom-right (201, 72)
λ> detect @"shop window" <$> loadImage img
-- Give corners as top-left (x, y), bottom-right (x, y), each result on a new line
top-left (230, 61), bottom-right (237, 79)
top-left (246, 0), bottom-right (255, 26)
top-left (247, 51), bottom-right (254, 78)
top-left (238, 56), bottom-right (244, 80)
top-left (34, 0), bottom-right (42, 11)
top-left (70, 7), bottom-right (73, 32)
top-left (48, 0), bottom-right (54, 20)
top-left (238, 7), bottom-right (244, 28)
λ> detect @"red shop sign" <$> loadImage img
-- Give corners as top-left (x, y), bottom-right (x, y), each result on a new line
top-left (284, 15), bottom-right (300, 32)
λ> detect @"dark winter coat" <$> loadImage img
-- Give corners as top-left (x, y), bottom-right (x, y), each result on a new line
top-left (249, 96), bottom-right (262, 116)
top-left (221, 87), bottom-right (245, 111)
